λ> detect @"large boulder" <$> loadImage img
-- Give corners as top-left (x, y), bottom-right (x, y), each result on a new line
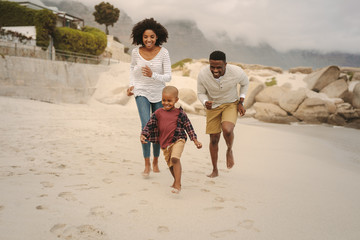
top-left (320, 79), bottom-right (348, 99)
top-left (253, 102), bottom-right (299, 124)
top-left (279, 88), bottom-right (307, 113)
top-left (303, 65), bottom-right (340, 91)
top-left (255, 85), bottom-right (288, 105)
top-left (352, 82), bottom-right (360, 109)
top-left (244, 81), bottom-right (265, 109)
top-left (293, 98), bottom-right (336, 123)
top-left (178, 88), bottom-right (197, 105)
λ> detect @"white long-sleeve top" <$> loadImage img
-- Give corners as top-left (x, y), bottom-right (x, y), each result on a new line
top-left (197, 64), bottom-right (249, 109)
top-left (129, 47), bottom-right (172, 103)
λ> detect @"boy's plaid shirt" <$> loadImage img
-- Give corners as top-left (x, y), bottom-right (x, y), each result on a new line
top-left (141, 107), bottom-right (197, 145)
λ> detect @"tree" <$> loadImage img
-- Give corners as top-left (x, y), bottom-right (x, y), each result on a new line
top-left (93, 2), bottom-right (120, 35)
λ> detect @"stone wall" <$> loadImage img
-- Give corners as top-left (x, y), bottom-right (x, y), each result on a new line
top-left (0, 55), bottom-right (109, 103)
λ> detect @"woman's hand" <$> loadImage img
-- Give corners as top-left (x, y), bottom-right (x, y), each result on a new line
top-left (194, 139), bottom-right (202, 149)
top-left (142, 65), bottom-right (153, 78)
top-left (127, 86), bottom-right (134, 96)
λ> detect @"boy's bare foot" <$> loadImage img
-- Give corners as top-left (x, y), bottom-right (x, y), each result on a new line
top-left (171, 186), bottom-right (181, 194)
top-left (207, 170), bottom-right (219, 178)
top-left (226, 149), bottom-right (234, 169)
top-left (152, 163), bottom-right (160, 173)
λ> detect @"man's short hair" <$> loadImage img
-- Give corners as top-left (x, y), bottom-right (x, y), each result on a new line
top-left (209, 51), bottom-right (226, 62)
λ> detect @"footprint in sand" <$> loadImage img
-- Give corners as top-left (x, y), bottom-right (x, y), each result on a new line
top-left (204, 206), bottom-right (224, 211)
top-left (102, 178), bottom-right (113, 184)
top-left (238, 219), bottom-right (260, 232)
top-left (50, 224), bottom-right (107, 239)
top-left (234, 205), bottom-right (247, 210)
top-left (40, 181), bottom-right (54, 188)
top-left (157, 226), bottom-right (169, 233)
top-left (0, 205), bottom-right (4, 211)
top-left (201, 189), bottom-right (211, 193)
top-left (205, 180), bottom-right (216, 185)
top-left (58, 192), bottom-right (77, 201)
top-left (210, 229), bottom-right (237, 238)
top-left (36, 205), bottom-right (48, 210)
top-left (214, 196), bottom-right (225, 203)
top-left (89, 206), bottom-right (113, 218)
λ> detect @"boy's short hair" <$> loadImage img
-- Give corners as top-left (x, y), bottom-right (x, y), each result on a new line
top-left (209, 50), bottom-right (226, 62)
top-left (163, 86), bottom-right (178, 98)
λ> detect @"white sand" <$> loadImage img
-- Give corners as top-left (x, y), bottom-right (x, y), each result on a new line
top-left (1, 95), bottom-right (360, 240)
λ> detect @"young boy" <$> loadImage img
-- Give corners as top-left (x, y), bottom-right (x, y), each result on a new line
top-left (140, 86), bottom-right (202, 194)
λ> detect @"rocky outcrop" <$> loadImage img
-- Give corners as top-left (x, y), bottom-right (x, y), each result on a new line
top-left (253, 102), bottom-right (298, 124)
top-left (179, 88), bottom-right (197, 105)
top-left (244, 81), bottom-right (265, 109)
top-left (255, 85), bottom-right (288, 105)
top-left (320, 79), bottom-right (348, 98)
top-left (279, 88), bottom-right (307, 113)
top-left (303, 66), bottom-right (340, 91)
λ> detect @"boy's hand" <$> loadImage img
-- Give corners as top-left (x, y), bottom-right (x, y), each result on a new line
top-left (140, 135), bottom-right (148, 144)
top-left (194, 139), bottom-right (202, 149)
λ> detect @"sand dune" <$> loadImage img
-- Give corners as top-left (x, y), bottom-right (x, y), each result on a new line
top-left (1, 96), bottom-right (360, 240)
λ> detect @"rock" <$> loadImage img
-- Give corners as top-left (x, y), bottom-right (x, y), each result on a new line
top-left (255, 85), bottom-right (288, 105)
top-left (303, 65), bottom-right (340, 91)
top-left (288, 67), bottom-right (313, 74)
top-left (175, 99), bottom-right (196, 114)
top-left (293, 98), bottom-right (335, 123)
top-left (327, 114), bottom-right (347, 126)
top-left (353, 72), bottom-right (360, 81)
top-left (243, 81), bottom-right (265, 109)
top-left (305, 89), bottom-right (344, 104)
top-left (320, 79), bottom-right (348, 99)
top-left (352, 82), bottom-right (360, 108)
top-left (178, 88), bottom-right (197, 105)
top-left (345, 119), bottom-right (360, 129)
top-left (279, 88), bottom-right (307, 113)
top-left (253, 102), bottom-right (299, 124)
top-left (336, 103), bottom-right (359, 119)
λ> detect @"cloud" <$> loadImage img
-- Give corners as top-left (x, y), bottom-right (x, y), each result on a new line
top-left (73, 0), bottom-right (360, 53)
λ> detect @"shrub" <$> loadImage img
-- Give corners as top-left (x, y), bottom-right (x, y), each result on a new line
top-left (34, 9), bottom-right (57, 49)
top-left (0, 1), bottom-right (36, 27)
top-left (53, 26), bottom-right (107, 55)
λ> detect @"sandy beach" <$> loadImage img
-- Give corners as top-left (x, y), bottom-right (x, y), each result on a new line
top-left (1, 95), bottom-right (360, 240)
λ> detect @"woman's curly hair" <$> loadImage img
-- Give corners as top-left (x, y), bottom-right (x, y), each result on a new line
top-left (131, 18), bottom-right (168, 46)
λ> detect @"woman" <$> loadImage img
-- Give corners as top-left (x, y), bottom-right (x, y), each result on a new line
top-left (127, 18), bottom-right (171, 177)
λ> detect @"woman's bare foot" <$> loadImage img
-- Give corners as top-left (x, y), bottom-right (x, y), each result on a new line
top-left (207, 170), bottom-right (219, 178)
top-left (152, 163), bottom-right (160, 173)
top-left (142, 165), bottom-right (151, 177)
top-left (226, 149), bottom-right (234, 169)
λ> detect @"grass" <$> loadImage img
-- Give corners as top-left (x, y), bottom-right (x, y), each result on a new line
top-left (265, 77), bottom-right (277, 86)
top-left (171, 58), bottom-right (192, 69)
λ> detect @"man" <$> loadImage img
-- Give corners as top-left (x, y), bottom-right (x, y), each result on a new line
top-left (197, 50), bottom-right (249, 178)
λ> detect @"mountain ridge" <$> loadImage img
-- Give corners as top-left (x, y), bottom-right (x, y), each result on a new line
top-left (41, 0), bottom-right (360, 69)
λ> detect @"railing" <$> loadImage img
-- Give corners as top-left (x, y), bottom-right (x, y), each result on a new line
top-left (0, 40), bottom-right (119, 65)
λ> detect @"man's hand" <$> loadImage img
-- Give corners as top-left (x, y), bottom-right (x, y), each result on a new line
top-left (127, 86), bottom-right (134, 96)
top-left (238, 102), bottom-right (246, 116)
top-left (205, 101), bottom-right (213, 110)
top-left (140, 135), bottom-right (148, 144)
top-left (193, 139), bottom-right (202, 149)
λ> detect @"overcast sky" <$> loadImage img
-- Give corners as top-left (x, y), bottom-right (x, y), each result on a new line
top-left (36, 0), bottom-right (360, 54)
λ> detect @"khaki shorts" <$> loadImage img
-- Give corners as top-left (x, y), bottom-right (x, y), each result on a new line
top-left (206, 101), bottom-right (238, 134)
top-left (162, 139), bottom-right (186, 167)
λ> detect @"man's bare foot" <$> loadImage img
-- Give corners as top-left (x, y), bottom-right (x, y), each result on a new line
top-left (207, 170), bottom-right (219, 178)
top-left (226, 149), bottom-right (234, 169)
top-left (171, 185), bottom-right (181, 194)
top-left (152, 163), bottom-right (160, 173)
